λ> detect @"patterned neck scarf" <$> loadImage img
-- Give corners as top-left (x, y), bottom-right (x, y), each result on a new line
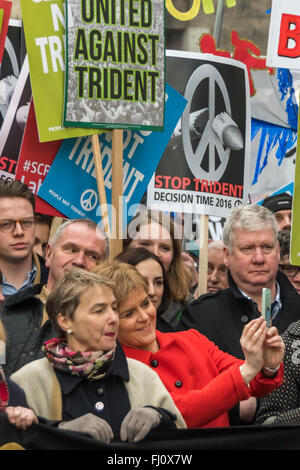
top-left (0, 365), bottom-right (9, 411)
top-left (43, 338), bottom-right (115, 381)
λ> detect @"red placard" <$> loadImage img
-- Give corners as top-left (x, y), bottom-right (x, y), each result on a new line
top-left (0, 0), bottom-right (12, 63)
top-left (278, 14), bottom-right (300, 58)
top-left (15, 98), bottom-right (65, 217)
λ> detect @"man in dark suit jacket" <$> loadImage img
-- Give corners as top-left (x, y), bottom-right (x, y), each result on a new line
top-left (178, 203), bottom-right (300, 356)
top-left (178, 204), bottom-right (300, 424)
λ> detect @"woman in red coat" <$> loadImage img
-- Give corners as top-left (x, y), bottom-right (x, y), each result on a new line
top-left (93, 261), bottom-right (285, 429)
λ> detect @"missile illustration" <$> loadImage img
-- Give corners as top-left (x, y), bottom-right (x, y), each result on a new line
top-left (168, 108), bottom-right (209, 149)
top-left (168, 108), bottom-right (243, 151)
top-left (211, 112), bottom-right (244, 151)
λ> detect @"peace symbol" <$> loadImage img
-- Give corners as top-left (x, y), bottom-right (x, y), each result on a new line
top-left (80, 189), bottom-right (98, 212)
top-left (182, 64), bottom-right (231, 181)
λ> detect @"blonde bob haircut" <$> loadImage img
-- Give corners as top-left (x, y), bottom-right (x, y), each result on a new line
top-left (46, 268), bottom-right (116, 338)
top-left (124, 210), bottom-right (191, 302)
top-left (92, 261), bottom-right (149, 307)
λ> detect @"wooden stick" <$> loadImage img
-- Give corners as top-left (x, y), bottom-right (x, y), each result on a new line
top-left (49, 216), bottom-right (65, 241)
top-left (111, 129), bottom-right (124, 260)
top-left (92, 134), bottom-right (111, 238)
top-left (196, 214), bottom-right (209, 296)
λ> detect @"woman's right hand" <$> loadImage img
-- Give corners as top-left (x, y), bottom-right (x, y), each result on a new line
top-left (5, 406), bottom-right (38, 431)
top-left (240, 316), bottom-right (268, 385)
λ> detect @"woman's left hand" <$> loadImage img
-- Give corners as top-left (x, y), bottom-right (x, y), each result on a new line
top-left (262, 326), bottom-right (285, 371)
top-left (5, 406), bottom-right (38, 431)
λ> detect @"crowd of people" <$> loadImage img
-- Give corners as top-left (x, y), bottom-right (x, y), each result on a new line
top-left (0, 179), bottom-right (299, 447)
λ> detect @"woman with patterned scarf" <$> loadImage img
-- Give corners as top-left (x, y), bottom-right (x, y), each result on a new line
top-left (10, 269), bottom-right (186, 443)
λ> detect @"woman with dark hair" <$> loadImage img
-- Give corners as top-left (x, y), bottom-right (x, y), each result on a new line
top-left (123, 210), bottom-right (192, 330)
top-left (115, 248), bottom-right (171, 329)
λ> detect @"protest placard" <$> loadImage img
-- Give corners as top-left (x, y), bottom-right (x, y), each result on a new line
top-left (165, 0), bottom-right (236, 21)
top-left (0, 19), bottom-right (24, 127)
top-left (291, 112), bottom-right (300, 266)
top-left (147, 50), bottom-right (251, 218)
top-left (20, 0), bottom-right (103, 142)
top-left (63, 0), bottom-right (165, 131)
top-left (0, 55), bottom-right (31, 181)
top-left (38, 83), bottom-right (187, 235)
top-left (250, 119), bottom-right (297, 203)
top-left (0, 0), bottom-right (11, 63)
top-left (267, 0), bottom-right (300, 70)
top-left (251, 68), bottom-right (298, 131)
top-left (15, 99), bottom-right (64, 217)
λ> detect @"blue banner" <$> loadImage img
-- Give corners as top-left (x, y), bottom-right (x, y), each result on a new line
top-left (38, 83), bottom-right (187, 232)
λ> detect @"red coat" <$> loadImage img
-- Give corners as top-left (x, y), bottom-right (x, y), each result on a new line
top-left (122, 329), bottom-right (283, 428)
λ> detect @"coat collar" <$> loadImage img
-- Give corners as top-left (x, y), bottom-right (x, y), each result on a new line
top-left (228, 269), bottom-right (286, 302)
top-left (122, 330), bottom-right (177, 362)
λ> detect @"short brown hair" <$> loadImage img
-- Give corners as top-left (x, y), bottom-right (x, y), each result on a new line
top-left (46, 268), bottom-right (115, 337)
top-left (0, 180), bottom-right (35, 212)
top-left (92, 261), bottom-right (149, 306)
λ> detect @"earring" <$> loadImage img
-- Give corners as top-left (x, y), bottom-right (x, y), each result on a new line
top-left (67, 329), bottom-right (72, 335)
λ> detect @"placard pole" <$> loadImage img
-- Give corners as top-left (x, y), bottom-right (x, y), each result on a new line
top-left (196, 214), bottom-right (209, 296)
top-left (92, 134), bottom-right (111, 239)
top-left (111, 129), bottom-right (124, 260)
top-left (213, 0), bottom-right (225, 47)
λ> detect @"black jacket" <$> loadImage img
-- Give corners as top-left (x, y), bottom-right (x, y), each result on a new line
top-left (7, 378), bottom-right (28, 407)
top-left (0, 254), bottom-right (53, 377)
top-left (177, 270), bottom-right (300, 359)
top-left (54, 342), bottom-right (177, 440)
top-left (1, 284), bottom-right (54, 377)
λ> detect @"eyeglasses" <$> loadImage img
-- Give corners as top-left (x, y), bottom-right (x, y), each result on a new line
top-left (279, 264), bottom-right (300, 278)
top-left (0, 217), bottom-right (35, 233)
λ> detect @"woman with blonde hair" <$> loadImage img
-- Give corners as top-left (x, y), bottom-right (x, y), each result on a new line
top-left (10, 269), bottom-right (186, 442)
top-left (124, 210), bottom-right (192, 330)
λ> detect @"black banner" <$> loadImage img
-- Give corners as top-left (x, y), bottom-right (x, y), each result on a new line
top-left (1, 413), bottom-right (300, 453)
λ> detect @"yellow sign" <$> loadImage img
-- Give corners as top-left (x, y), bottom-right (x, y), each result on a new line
top-left (166, 0), bottom-right (237, 21)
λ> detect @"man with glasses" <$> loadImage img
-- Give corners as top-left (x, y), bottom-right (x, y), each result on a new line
top-left (0, 180), bottom-right (48, 294)
top-left (0, 181), bottom-right (109, 376)
top-left (278, 230), bottom-right (300, 295)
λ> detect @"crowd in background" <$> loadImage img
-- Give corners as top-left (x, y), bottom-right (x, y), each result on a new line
top-left (1, 178), bottom-right (299, 446)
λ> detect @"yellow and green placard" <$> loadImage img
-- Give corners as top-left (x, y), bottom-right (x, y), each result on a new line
top-left (290, 111), bottom-right (300, 265)
top-left (20, 0), bottom-right (103, 142)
